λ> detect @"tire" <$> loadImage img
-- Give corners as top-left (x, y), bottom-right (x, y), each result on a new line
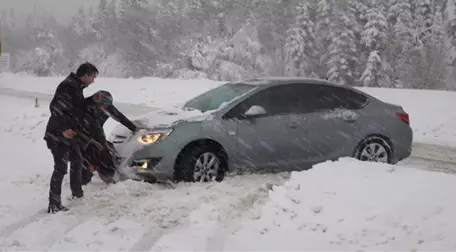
top-left (174, 144), bottom-right (227, 183)
top-left (354, 136), bottom-right (393, 164)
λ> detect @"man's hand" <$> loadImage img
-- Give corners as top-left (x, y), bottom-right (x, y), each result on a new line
top-left (62, 129), bottom-right (76, 139)
top-left (86, 164), bottom-right (96, 173)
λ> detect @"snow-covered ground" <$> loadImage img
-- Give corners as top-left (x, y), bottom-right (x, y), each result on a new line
top-left (1, 73), bottom-right (456, 251)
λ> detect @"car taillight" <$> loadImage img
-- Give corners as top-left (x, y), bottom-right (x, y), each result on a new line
top-left (397, 112), bottom-right (410, 125)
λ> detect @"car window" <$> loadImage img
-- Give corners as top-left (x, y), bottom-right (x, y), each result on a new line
top-left (223, 83), bottom-right (369, 119)
top-left (183, 83), bottom-right (258, 112)
top-left (223, 84), bottom-right (303, 119)
top-left (311, 85), bottom-right (369, 110)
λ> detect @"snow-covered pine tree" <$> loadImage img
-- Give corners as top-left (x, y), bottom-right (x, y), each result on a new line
top-left (444, 0), bottom-right (456, 47)
top-left (315, 0), bottom-right (334, 78)
top-left (284, 1), bottom-right (318, 77)
top-left (93, 0), bottom-right (110, 40)
top-left (351, 0), bottom-right (369, 34)
top-left (433, 5), bottom-right (446, 44)
top-left (326, 0), bottom-right (360, 85)
top-left (70, 7), bottom-right (87, 37)
top-left (388, 0), bottom-right (414, 40)
top-left (360, 0), bottom-right (388, 87)
top-left (416, 0), bottom-right (435, 44)
top-left (382, 0), bottom-right (414, 87)
top-left (117, 0), bottom-right (156, 77)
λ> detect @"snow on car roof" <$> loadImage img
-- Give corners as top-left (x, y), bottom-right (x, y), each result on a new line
top-left (230, 76), bottom-right (336, 86)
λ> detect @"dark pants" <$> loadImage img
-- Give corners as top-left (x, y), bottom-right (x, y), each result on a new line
top-left (82, 142), bottom-right (116, 184)
top-left (46, 138), bottom-right (83, 205)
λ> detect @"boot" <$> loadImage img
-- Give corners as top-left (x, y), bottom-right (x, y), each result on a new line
top-left (47, 203), bottom-right (69, 214)
top-left (72, 191), bottom-right (84, 199)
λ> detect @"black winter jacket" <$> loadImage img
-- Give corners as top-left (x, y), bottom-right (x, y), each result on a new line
top-left (44, 73), bottom-right (87, 141)
top-left (81, 96), bottom-right (137, 147)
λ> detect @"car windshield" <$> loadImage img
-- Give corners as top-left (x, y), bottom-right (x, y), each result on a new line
top-left (183, 83), bottom-right (258, 112)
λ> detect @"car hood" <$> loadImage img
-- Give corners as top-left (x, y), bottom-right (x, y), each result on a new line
top-left (130, 106), bottom-right (215, 130)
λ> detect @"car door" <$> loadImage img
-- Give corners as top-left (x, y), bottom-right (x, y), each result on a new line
top-left (222, 85), bottom-right (305, 172)
top-left (293, 84), bottom-right (367, 165)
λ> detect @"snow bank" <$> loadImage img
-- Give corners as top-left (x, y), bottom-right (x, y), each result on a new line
top-left (154, 158), bottom-right (456, 251)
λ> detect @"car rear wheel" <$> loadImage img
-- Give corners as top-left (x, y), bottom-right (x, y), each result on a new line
top-left (174, 144), bottom-right (227, 183)
top-left (355, 136), bottom-right (393, 164)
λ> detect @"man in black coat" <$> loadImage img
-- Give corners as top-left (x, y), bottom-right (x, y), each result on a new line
top-left (80, 90), bottom-right (138, 185)
top-left (44, 62), bottom-right (98, 213)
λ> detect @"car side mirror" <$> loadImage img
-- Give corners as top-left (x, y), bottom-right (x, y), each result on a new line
top-left (244, 105), bottom-right (267, 117)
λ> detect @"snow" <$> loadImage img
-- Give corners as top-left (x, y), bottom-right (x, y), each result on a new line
top-left (131, 107), bottom-right (215, 130)
top-left (154, 159), bottom-right (456, 251)
top-left (1, 74), bottom-right (456, 250)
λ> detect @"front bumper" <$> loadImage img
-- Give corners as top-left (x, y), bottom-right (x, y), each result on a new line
top-left (112, 132), bottom-right (180, 182)
top-left (117, 155), bottom-right (175, 182)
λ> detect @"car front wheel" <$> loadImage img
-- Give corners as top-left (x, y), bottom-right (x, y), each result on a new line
top-left (174, 144), bottom-right (227, 183)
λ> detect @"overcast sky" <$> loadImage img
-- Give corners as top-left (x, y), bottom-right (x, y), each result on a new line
top-left (0, 0), bottom-right (97, 24)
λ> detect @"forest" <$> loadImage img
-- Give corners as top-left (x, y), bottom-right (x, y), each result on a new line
top-left (1, 0), bottom-right (456, 90)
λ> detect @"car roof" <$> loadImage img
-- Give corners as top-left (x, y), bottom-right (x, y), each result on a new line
top-left (232, 76), bottom-right (339, 87)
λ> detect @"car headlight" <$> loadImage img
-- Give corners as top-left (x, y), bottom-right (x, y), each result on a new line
top-left (137, 129), bottom-right (173, 145)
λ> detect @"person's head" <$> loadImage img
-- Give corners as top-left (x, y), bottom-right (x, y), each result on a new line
top-left (75, 62), bottom-right (99, 86)
top-left (92, 90), bottom-right (113, 110)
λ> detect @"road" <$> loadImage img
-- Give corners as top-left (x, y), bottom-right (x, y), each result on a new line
top-left (401, 142), bottom-right (456, 173)
top-left (1, 87), bottom-right (456, 174)
top-left (0, 87), bottom-right (155, 115)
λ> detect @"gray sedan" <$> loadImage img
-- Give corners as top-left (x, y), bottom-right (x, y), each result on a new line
top-left (109, 77), bottom-right (413, 183)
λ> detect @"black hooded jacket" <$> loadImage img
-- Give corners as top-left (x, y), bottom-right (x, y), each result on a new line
top-left (81, 96), bottom-right (137, 147)
top-left (44, 73), bottom-right (87, 141)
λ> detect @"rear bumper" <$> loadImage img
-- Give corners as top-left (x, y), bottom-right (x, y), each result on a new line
top-left (391, 126), bottom-right (413, 163)
top-left (393, 144), bottom-right (412, 163)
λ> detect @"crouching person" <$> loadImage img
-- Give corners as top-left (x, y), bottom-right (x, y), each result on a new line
top-left (80, 90), bottom-right (138, 185)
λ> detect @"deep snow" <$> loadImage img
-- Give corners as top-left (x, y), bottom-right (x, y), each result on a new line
top-left (0, 74), bottom-right (456, 251)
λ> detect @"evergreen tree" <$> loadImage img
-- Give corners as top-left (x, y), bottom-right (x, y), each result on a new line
top-left (360, 1), bottom-right (388, 86)
top-left (326, 0), bottom-right (360, 85)
top-left (284, 2), bottom-right (318, 77)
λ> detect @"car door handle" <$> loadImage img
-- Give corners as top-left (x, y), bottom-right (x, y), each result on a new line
top-left (343, 117), bottom-right (356, 122)
top-left (342, 115), bottom-right (358, 122)
top-left (288, 122), bottom-right (299, 129)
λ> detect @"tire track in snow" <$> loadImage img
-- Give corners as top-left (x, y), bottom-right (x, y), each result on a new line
top-left (0, 181), bottom-right (117, 252)
top-left (0, 209), bottom-right (48, 239)
top-left (128, 222), bottom-right (183, 251)
top-left (1, 173), bottom-right (289, 251)
top-left (401, 142), bottom-right (456, 174)
top-left (0, 178), bottom-right (110, 243)
top-left (129, 174), bottom-right (290, 251)
top-left (0, 185), bottom-right (112, 251)
top-left (204, 183), bottom-right (276, 251)
top-left (0, 206), bottom-right (102, 250)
